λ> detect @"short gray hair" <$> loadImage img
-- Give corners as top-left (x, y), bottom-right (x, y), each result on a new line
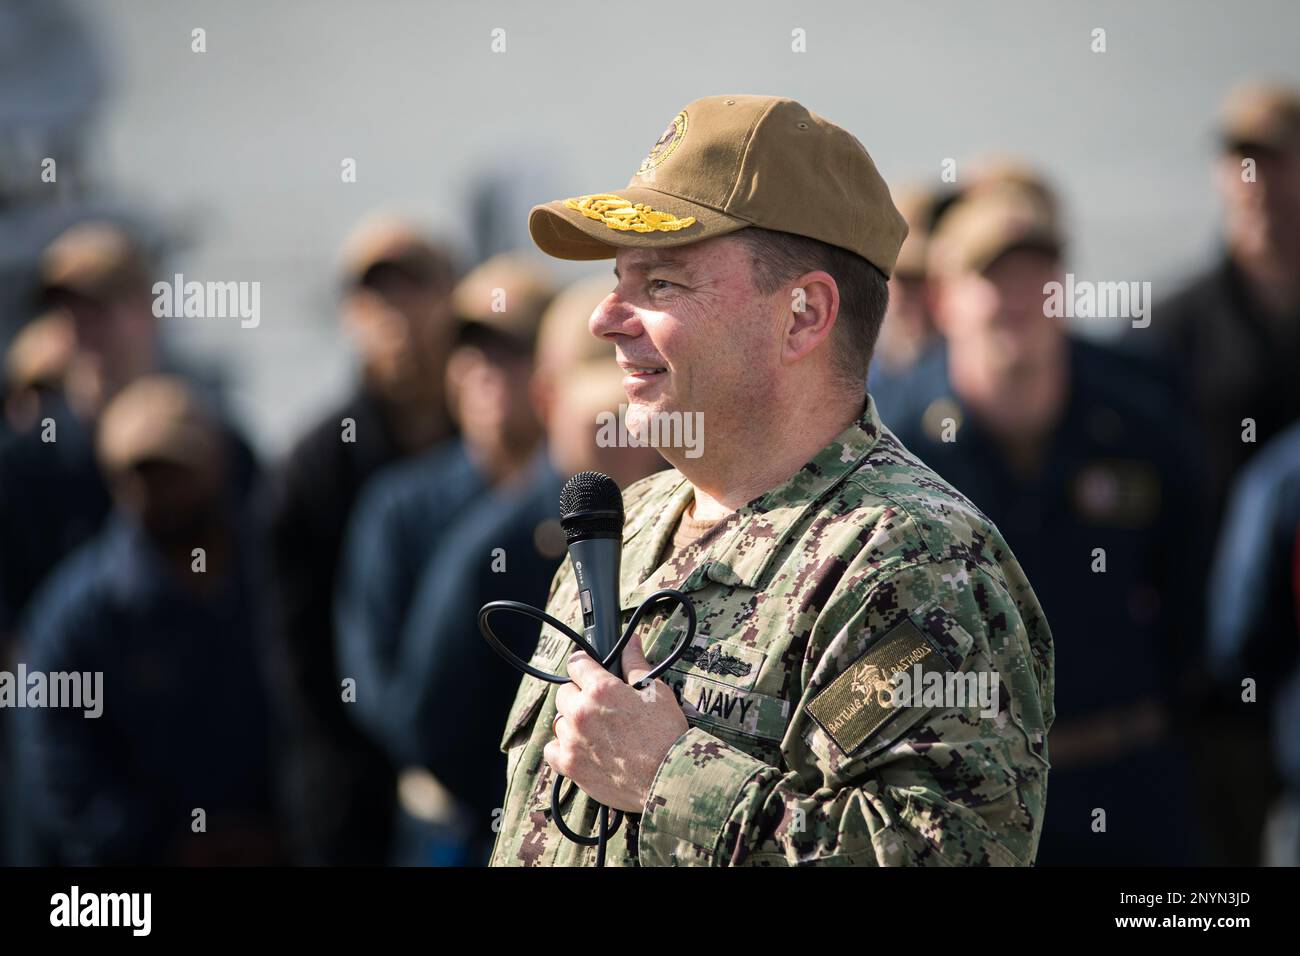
top-left (733, 227), bottom-right (889, 388)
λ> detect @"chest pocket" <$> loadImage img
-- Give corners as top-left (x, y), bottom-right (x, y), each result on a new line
top-left (651, 625), bottom-right (792, 763)
top-left (497, 626), bottom-right (571, 754)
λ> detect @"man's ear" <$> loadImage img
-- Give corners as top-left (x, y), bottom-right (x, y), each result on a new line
top-left (781, 270), bottom-right (840, 365)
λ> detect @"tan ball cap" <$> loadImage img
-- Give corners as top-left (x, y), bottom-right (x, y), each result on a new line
top-left (928, 185), bottom-right (1063, 278)
top-left (890, 183), bottom-right (944, 279)
top-left (966, 157), bottom-right (1062, 230)
top-left (339, 216), bottom-right (457, 290)
top-left (41, 221), bottom-right (151, 302)
top-left (1220, 81), bottom-right (1300, 153)
top-left (529, 95), bottom-right (908, 276)
top-left (97, 375), bottom-right (222, 474)
top-left (4, 313), bottom-right (76, 392)
top-left (451, 253), bottom-right (556, 350)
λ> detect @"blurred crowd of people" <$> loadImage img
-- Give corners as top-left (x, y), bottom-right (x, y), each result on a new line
top-left (0, 212), bottom-right (665, 865)
top-left (871, 81), bottom-right (1300, 866)
top-left (0, 80), bottom-right (1297, 867)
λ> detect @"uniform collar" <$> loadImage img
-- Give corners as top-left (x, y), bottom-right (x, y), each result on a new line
top-left (619, 394), bottom-right (884, 610)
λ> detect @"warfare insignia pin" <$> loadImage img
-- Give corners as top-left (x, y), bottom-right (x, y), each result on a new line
top-left (681, 643), bottom-right (753, 677)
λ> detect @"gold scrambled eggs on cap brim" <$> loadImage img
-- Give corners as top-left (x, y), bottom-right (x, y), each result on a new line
top-left (529, 185), bottom-right (749, 261)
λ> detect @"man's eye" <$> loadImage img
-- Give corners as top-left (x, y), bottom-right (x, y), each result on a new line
top-left (648, 278), bottom-right (677, 292)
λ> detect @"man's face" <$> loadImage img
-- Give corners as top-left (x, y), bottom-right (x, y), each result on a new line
top-left (878, 272), bottom-right (935, 364)
top-left (934, 247), bottom-right (1063, 380)
top-left (344, 265), bottom-right (455, 396)
top-left (112, 456), bottom-right (225, 547)
top-left (886, 274), bottom-right (932, 339)
top-left (592, 237), bottom-right (783, 448)
top-left (447, 340), bottom-right (540, 456)
top-left (51, 290), bottom-right (158, 405)
top-left (1217, 145), bottom-right (1300, 257)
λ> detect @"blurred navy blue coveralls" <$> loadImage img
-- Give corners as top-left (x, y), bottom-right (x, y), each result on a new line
top-left (1209, 420), bottom-right (1300, 835)
top-left (13, 515), bottom-right (276, 865)
top-left (336, 438), bottom-right (486, 718)
top-left (888, 338), bottom-right (1208, 864)
top-left (337, 446), bottom-right (560, 862)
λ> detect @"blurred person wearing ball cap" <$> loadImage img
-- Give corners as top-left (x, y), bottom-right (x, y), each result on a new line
top-left (350, 289), bottom-right (662, 865)
top-left (0, 222), bottom-right (258, 655)
top-left (264, 216), bottom-right (460, 866)
top-left (12, 376), bottom-right (280, 865)
top-left (336, 262), bottom-right (591, 730)
top-left (1135, 81), bottom-right (1300, 864)
top-left (1145, 81), bottom-right (1300, 517)
top-left (332, 253), bottom-right (554, 862)
top-left (38, 221), bottom-right (159, 420)
top-left (889, 178), bottom-right (1208, 864)
top-left (867, 182), bottom-right (944, 429)
top-left (0, 223), bottom-right (155, 641)
top-left (2, 312), bottom-right (76, 440)
top-left (492, 94), bottom-right (1053, 867)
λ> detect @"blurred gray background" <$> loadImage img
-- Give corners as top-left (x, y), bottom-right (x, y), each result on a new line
top-left (5, 0), bottom-right (1299, 454)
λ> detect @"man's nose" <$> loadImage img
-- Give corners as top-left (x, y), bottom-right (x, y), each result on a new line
top-left (589, 292), bottom-right (640, 342)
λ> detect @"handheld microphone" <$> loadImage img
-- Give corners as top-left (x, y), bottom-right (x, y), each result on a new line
top-left (559, 472), bottom-right (625, 678)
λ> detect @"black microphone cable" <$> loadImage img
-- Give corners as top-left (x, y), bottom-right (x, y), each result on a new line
top-left (478, 588), bottom-right (695, 866)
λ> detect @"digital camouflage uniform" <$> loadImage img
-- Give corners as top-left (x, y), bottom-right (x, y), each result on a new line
top-left (490, 395), bottom-right (1054, 866)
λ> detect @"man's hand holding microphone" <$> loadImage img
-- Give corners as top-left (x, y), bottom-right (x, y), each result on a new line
top-left (547, 641), bottom-right (690, 814)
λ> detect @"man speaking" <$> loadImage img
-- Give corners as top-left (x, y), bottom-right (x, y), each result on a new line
top-left (490, 95), bottom-right (1054, 866)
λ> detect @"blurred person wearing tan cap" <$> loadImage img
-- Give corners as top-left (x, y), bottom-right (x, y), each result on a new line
top-left (340, 323), bottom-right (661, 865)
top-left (337, 217), bottom-right (463, 450)
top-left (334, 252), bottom-right (556, 755)
top-left (868, 183), bottom-right (945, 428)
top-left (890, 182), bottom-right (1208, 864)
top-left (491, 95), bottom-right (1053, 867)
top-left (264, 217), bottom-right (461, 866)
top-left (332, 268), bottom-right (640, 864)
top-left (336, 268), bottom-right (608, 661)
top-left (965, 157), bottom-right (1064, 231)
top-left (0, 222), bottom-right (259, 650)
top-left (11, 376), bottom-right (280, 865)
top-left (1147, 82), bottom-right (1300, 518)
top-left (38, 221), bottom-right (159, 420)
top-left (0, 224), bottom-right (157, 641)
top-left (2, 312), bottom-right (75, 437)
top-left (1138, 83), bottom-right (1300, 864)
top-left (442, 253), bottom-right (555, 485)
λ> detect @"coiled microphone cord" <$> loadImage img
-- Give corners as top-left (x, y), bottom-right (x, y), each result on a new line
top-left (479, 588), bottom-right (695, 866)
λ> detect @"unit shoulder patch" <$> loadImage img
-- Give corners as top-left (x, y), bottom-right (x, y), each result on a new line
top-left (806, 617), bottom-right (954, 755)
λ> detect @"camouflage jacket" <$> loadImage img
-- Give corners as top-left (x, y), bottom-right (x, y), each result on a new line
top-left (489, 396), bottom-right (1054, 866)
